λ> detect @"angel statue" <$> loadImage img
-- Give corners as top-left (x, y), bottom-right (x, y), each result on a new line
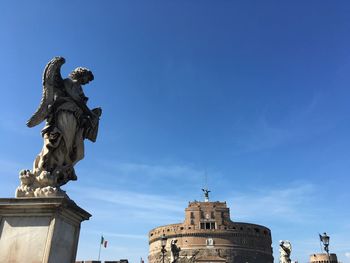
top-left (279, 240), bottom-right (292, 263)
top-left (202, 188), bottom-right (211, 202)
top-left (16, 56), bottom-right (102, 198)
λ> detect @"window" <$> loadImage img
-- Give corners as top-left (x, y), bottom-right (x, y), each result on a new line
top-left (200, 222), bottom-right (216, 229)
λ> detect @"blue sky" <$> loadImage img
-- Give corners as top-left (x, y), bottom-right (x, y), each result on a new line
top-left (1, 1), bottom-right (350, 262)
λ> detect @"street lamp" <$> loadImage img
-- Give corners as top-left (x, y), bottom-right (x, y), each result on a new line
top-left (161, 234), bottom-right (167, 263)
top-left (320, 232), bottom-right (330, 254)
top-left (319, 232), bottom-right (330, 263)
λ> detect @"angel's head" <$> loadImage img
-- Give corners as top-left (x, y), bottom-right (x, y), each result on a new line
top-left (69, 67), bottom-right (94, 85)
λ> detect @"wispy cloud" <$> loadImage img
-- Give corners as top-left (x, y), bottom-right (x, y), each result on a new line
top-left (227, 183), bottom-right (316, 223)
top-left (0, 114), bottom-right (37, 136)
top-left (236, 116), bottom-right (293, 152)
top-left (96, 161), bottom-right (204, 182)
top-left (72, 180), bottom-right (318, 226)
top-left (0, 159), bottom-right (26, 175)
top-left (70, 185), bottom-right (186, 225)
top-left (76, 161), bottom-right (209, 199)
top-left (0, 159), bottom-right (29, 197)
top-left (232, 92), bottom-right (335, 153)
top-left (72, 186), bottom-right (184, 213)
top-left (87, 230), bottom-right (147, 240)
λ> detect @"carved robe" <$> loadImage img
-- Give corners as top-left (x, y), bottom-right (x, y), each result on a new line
top-left (33, 79), bottom-right (88, 186)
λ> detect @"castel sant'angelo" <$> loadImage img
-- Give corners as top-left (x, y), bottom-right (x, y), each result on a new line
top-left (148, 190), bottom-right (273, 263)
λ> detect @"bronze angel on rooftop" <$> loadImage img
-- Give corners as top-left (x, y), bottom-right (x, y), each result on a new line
top-left (16, 56), bottom-right (102, 197)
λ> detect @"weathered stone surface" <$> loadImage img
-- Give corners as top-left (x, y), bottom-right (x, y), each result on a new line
top-left (0, 216), bottom-right (50, 262)
top-left (150, 248), bottom-right (272, 263)
top-left (0, 197), bottom-right (91, 263)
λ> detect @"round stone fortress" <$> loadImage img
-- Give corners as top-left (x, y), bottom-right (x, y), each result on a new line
top-left (148, 192), bottom-right (273, 263)
top-left (309, 253), bottom-right (338, 263)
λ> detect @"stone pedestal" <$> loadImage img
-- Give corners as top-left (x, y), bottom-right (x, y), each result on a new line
top-left (0, 197), bottom-right (91, 263)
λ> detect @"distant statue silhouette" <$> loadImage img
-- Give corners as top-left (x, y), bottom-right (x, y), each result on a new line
top-left (171, 239), bottom-right (181, 263)
top-left (202, 188), bottom-right (211, 202)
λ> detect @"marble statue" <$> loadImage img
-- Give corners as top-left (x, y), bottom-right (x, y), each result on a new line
top-left (16, 56), bottom-right (102, 197)
top-left (171, 239), bottom-right (181, 263)
top-left (279, 240), bottom-right (292, 263)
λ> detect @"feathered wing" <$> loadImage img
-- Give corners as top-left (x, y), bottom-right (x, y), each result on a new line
top-left (27, 57), bottom-right (66, 128)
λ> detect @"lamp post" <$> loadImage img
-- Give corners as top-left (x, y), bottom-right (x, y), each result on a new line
top-left (161, 234), bottom-right (167, 263)
top-left (320, 232), bottom-right (330, 262)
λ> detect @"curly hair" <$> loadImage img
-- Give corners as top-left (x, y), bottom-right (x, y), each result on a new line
top-left (69, 67), bottom-right (94, 82)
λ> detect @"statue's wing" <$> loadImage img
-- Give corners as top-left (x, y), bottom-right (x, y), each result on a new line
top-left (27, 57), bottom-right (66, 127)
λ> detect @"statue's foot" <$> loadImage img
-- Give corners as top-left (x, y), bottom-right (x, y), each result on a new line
top-left (36, 171), bottom-right (57, 186)
top-left (19, 169), bottom-right (35, 185)
top-left (16, 170), bottom-right (36, 197)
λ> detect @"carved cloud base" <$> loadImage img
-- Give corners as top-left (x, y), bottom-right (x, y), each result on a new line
top-left (15, 169), bottom-right (68, 198)
top-left (0, 197), bottom-right (91, 263)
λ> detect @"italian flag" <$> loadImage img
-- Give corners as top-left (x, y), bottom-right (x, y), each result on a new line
top-left (101, 236), bottom-right (108, 248)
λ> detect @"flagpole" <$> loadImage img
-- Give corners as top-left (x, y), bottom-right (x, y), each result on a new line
top-left (98, 242), bottom-right (102, 261)
top-left (98, 235), bottom-right (103, 261)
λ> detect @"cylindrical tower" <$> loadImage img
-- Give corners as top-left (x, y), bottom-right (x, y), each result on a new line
top-left (309, 253), bottom-right (338, 263)
top-left (148, 199), bottom-right (273, 263)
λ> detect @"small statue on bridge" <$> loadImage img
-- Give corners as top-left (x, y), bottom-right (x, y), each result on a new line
top-left (279, 240), bottom-right (292, 263)
top-left (171, 239), bottom-right (181, 263)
